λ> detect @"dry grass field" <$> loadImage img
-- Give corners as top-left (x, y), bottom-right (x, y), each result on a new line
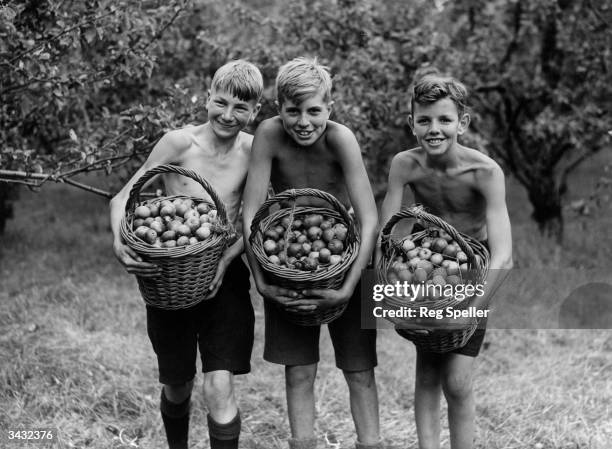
top-left (1, 154), bottom-right (611, 448)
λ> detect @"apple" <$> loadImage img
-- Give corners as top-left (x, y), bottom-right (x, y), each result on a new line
top-left (196, 202), bottom-right (210, 215)
top-left (328, 239), bottom-right (344, 255)
top-left (263, 239), bottom-right (278, 255)
top-left (418, 248), bottom-right (432, 260)
top-left (329, 255), bottom-right (342, 265)
top-left (432, 238), bottom-right (448, 253)
top-left (176, 236), bottom-right (190, 246)
top-left (135, 205), bottom-right (151, 219)
top-left (402, 238), bottom-right (416, 252)
top-left (413, 267), bottom-right (428, 283)
top-left (322, 228), bottom-right (336, 243)
top-left (416, 259), bottom-right (434, 274)
top-left (430, 253), bottom-right (444, 265)
top-left (406, 248), bottom-right (419, 259)
top-left (397, 269), bottom-right (413, 282)
top-left (162, 230), bottom-right (177, 241)
top-left (264, 229), bottom-right (280, 240)
top-left (319, 248), bottom-right (331, 263)
top-left (311, 239), bottom-right (326, 252)
top-left (332, 224), bottom-right (348, 241)
top-left (447, 261), bottom-right (460, 276)
top-left (307, 226), bottom-right (322, 241)
top-left (144, 229), bottom-right (158, 244)
top-left (456, 251), bottom-right (468, 263)
top-left (303, 214), bottom-right (323, 228)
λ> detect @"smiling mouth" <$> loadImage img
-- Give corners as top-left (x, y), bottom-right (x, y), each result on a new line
top-left (295, 130), bottom-right (313, 138)
top-left (426, 138), bottom-right (445, 145)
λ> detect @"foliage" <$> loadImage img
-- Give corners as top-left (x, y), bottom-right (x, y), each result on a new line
top-left (441, 0), bottom-right (612, 239)
top-left (1, 0), bottom-right (611, 240)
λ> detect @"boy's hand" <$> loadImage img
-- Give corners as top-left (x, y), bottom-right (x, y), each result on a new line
top-left (205, 257), bottom-right (229, 300)
top-left (113, 241), bottom-right (160, 277)
top-left (299, 288), bottom-right (351, 311)
top-left (257, 282), bottom-right (308, 309)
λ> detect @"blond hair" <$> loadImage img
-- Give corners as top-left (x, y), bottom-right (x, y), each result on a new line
top-left (276, 57), bottom-right (332, 105)
top-left (211, 59), bottom-right (263, 102)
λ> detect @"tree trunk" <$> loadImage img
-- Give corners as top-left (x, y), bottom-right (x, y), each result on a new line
top-left (0, 182), bottom-right (17, 235)
top-left (527, 183), bottom-right (564, 243)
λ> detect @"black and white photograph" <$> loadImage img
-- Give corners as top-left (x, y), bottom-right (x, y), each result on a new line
top-left (1, 1), bottom-right (611, 448)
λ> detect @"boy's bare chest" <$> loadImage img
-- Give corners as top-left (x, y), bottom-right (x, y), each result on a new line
top-left (410, 173), bottom-right (484, 216)
top-left (272, 148), bottom-right (344, 198)
top-left (164, 147), bottom-right (248, 200)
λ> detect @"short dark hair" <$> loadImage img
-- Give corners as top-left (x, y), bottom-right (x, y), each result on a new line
top-left (411, 74), bottom-right (469, 116)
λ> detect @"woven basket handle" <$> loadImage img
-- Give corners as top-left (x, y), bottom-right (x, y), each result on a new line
top-left (249, 187), bottom-right (358, 244)
top-left (125, 164), bottom-right (229, 225)
top-left (380, 205), bottom-right (477, 265)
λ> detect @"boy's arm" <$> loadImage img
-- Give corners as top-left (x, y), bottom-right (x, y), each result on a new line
top-left (109, 131), bottom-right (187, 276)
top-left (242, 123), bottom-right (302, 306)
top-left (376, 153), bottom-right (413, 266)
top-left (469, 163), bottom-right (513, 309)
top-left (302, 126), bottom-right (377, 308)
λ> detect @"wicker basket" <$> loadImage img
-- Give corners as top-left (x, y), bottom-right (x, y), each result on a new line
top-left (378, 206), bottom-right (490, 352)
top-left (250, 188), bottom-right (360, 326)
top-left (119, 164), bottom-right (234, 310)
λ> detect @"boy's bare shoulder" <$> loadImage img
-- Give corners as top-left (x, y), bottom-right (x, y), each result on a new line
top-left (459, 146), bottom-right (504, 180)
top-left (392, 147), bottom-right (426, 170)
top-left (159, 124), bottom-right (199, 153)
top-left (324, 120), bottom-right (357, 145)
top-left (257, 116), bottom-right (286, 136)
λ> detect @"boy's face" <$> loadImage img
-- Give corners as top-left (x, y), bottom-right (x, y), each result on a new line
top-left (409, 97), bottom-right (470, 157)
top-left (206, 88), bottom-right (260, 139)
top-left (277, 91), bottom-right (332, 147)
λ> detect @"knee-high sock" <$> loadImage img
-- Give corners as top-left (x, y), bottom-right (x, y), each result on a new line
top-left (207, 411), bottom-right (241, 449)
top-left (160, 389), bottom-right (190, 449)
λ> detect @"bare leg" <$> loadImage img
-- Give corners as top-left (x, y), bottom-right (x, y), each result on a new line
top-left (203, 370), bottom-right (237, 423)
top-left (286, 364), bottom-right (318, 439)
top-left (441, 354), bottom-right (476, 449)
top-left (343, 368), bottom-right (381, 446)
top-left (415, 351), bottom-right (442, 449)
top-left (204, 370), bottom-right (242, 449)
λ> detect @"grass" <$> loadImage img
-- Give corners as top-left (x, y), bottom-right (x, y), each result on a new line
top-left (1, 162), bottom-right (611, 448)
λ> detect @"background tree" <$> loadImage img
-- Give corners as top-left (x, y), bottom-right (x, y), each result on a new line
top-left (442, 0), bottom-right (612, 240)
top-left (1, 0), bottom-right (611, 241)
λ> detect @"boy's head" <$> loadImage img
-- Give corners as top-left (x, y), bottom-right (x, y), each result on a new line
top-left (275, 57), bottom-right (334, 146)
top-left (206, 60), bottom-right (263, 139)
top-left (409, 73), bottom-right (470, 156)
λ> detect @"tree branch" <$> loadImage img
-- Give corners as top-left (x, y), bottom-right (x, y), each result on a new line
top-left (0, 169), bottom-right (112, 198)
top-left (9, 9), bottom-right (116, 64)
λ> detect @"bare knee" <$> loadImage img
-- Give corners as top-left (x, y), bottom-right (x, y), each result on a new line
top-left (442, 371), bottom-right (473, 403)
top-left (343, 368), bottom-right (376, 391)
top-left (203, 371), bottom-right (234, 408)
top-left (164, 380), bottom-right (194, 403)
top-left (286, 364), bottom-right (317, 391)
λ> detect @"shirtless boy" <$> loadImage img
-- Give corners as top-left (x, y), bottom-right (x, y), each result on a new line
top-left (379, 73), bottom-right (513, 449)
top-left (109, 60), bottom-right (262, 449)
top-left (242, 57), bottom-right (383, 449)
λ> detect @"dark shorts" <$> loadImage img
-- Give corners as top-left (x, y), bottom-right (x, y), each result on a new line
top-left (264, 281), bottom-right (377, 371)
top-left (146, 257), bottom-right (254, 385)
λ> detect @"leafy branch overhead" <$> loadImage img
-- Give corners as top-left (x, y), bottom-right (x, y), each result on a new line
top-left (1, 0), bottom-right (611, 240)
